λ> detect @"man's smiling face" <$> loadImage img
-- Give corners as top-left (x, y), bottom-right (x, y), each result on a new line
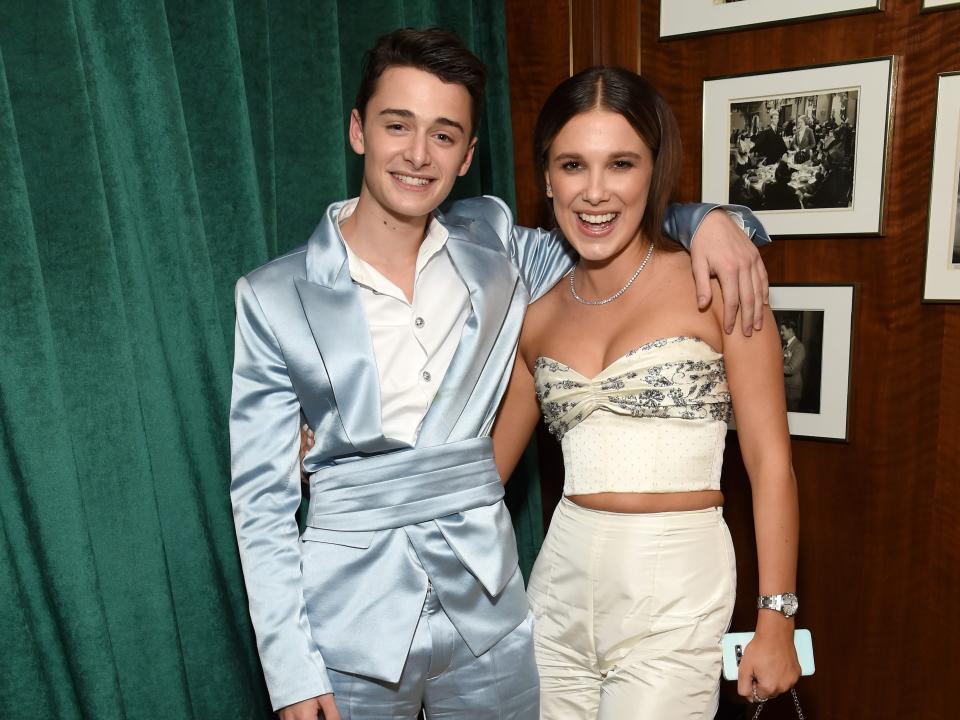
top-left (349, 66), bottom-right (477, 221)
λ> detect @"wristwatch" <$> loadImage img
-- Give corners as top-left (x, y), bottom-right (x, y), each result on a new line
top-left (757, 592), bottom-right (799, 618)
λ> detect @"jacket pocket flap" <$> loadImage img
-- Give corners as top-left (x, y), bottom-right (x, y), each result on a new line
top-left (301, 527), bottom-right (375, 548)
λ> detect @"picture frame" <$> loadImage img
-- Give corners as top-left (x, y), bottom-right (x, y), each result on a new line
top-left (922, 72), bottom-right (960, 303)
top-left (659, 0), bottom-right (883, 40)
top-left (766, 284), bottom-right (856, 442)
top-left (702, 57), bottom-right (895, 237)
top-left (921, 0), bottom-right (960, 12)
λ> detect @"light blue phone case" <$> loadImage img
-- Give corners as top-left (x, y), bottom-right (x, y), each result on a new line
top-left (721, 629), bottom-right (815, 680)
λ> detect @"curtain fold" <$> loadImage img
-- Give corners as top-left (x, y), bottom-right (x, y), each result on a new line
top-left (0, 2), bottom-right (539, 718)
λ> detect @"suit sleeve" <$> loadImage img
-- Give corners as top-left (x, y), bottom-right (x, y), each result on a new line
top-left (661, 202), bottom-right (772, 249)
top-left (473, 195), bottom-right (575, 302)
top-left (230, 276), bottom-right (333, 710)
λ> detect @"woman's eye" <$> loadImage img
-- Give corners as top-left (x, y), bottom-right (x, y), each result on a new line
top-left (561, 161), bottom-right (581, 171)
top-left (612, 160), bottom-right (634, 169)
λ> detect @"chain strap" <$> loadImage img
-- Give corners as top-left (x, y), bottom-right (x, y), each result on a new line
top-left (751, 688), bottom-right (805, 719)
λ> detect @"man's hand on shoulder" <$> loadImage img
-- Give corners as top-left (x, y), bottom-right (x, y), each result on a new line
top-left (279, 694), bottom-right (340, 720)
top-left (690, 209), bottom-right (769, 337)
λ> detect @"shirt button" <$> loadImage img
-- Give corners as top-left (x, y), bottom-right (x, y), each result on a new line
top-left (414, 316), bottom-right (425, 329)
top-left (422, 370), bottom-right (432, 382)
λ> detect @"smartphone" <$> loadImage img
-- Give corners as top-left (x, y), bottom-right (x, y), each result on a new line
top-left (721, 629), bottom-right (815, 681)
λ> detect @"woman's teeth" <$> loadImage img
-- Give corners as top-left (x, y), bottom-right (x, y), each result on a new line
top-left (394, 174), bottom-right (431, 187)
top-left (578, 212), bottom-right (618, 224)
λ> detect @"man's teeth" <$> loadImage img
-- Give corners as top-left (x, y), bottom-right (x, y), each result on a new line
top-left (578, 212), bottom-right (617, 224)
top-left (394, 174), bottom-right (430, 186)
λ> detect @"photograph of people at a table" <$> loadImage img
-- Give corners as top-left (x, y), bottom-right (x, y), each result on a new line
top-left (728, 89), bottom-right (858, 212)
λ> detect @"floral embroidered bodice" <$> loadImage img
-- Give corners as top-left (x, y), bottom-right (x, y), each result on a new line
top-left (533, 336), bottom-right (732, 496)
top-left (534, 336), bottom-right (731, 439)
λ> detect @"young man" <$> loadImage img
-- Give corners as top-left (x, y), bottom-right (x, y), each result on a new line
top-left (230, 28), bottom-right (771, 720)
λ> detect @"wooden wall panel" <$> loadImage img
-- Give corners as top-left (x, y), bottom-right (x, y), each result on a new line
top-left (504, 0), bottom-right (570, 232)
top-left (638, 2), bottom-right (960, 717)
top-left (570, 0), bottom-right (639, 71)
top-left (506, 0), bottom-right (960, 717)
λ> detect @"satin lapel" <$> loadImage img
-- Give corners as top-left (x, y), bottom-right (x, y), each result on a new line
top-left (296, 202), bottom-right (386, 452)
top-left (417, 224), bottom-right (520, 446)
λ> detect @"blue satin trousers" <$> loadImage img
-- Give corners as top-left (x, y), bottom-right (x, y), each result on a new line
top-left (327, 584), bottom-right (540, 719)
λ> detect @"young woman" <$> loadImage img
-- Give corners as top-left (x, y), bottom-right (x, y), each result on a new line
top-left (491, 67), bottom-right (801, 719)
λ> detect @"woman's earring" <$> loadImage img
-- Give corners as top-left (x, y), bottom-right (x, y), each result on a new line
top-left (545, 184), bottom-right (553, 198)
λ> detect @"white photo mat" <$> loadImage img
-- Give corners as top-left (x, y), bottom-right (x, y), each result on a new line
top-left (702, 58), bottom-right (895, 237)
top-left (922, 0), bottom-right (960, 10)
top-left (773, 285), bottom-right (854, 441)
top-left (922, 72), bottom-right (960, 302)
top-left (659, 0), bottom-right (882, 39)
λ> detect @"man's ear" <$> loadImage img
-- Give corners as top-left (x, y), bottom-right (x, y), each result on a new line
top-left (348, 109), bottom-right (365, 155)
top-left (457, 136), bottom-right (479, 177)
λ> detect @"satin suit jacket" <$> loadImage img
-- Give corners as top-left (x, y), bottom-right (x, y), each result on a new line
top-left (229, 196), bottom-right (769, 710)
top-left (783, 338), bottom-right (807, 401)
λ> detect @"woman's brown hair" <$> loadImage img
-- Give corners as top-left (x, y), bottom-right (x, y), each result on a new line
top-left (533, 66), bottom-right (682, 250)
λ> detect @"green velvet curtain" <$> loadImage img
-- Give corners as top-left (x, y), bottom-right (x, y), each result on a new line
top-left (0, 2), bottom-right (542, 718)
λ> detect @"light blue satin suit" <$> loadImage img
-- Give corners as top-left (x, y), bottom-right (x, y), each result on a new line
top-left (229, 196), bottom-right (768, 715)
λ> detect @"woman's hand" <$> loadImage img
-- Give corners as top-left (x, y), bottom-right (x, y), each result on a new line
top-left (736, 623), bottom-right (802, 704)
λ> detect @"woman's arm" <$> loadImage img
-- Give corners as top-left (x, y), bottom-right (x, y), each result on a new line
top-left (719, 300), bottom-right (802, 703)
top-left (491, 351), bottom-right (543, 484)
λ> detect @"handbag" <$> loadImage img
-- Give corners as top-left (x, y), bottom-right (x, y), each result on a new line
top-left (751, 688), bottom-right (806, 719)
top-left (721, 629), bottom-right (813, 719)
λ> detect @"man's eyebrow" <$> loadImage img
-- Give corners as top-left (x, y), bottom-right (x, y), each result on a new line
top-left (435, 117), bottom-right (465, 133)
top-left (378, 108), bottom-right (465, 134)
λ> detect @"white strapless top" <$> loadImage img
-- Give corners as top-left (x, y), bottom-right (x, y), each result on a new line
top-left (533, 336), bottom-right (731, 496)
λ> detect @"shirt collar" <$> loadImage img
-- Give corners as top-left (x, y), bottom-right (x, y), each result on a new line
top-left (336, 198), bottom-right (450, 297)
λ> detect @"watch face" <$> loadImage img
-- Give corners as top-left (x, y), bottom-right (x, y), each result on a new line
top-left (783, 593), bottom-right (799, 617)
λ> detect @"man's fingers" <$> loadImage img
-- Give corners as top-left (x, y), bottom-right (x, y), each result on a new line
top-left (757, 253), bottom-right (770, 306)
top-left (692, 253), bottom-right (713, 310)
top-left (739, 263), bottom-right (755, 336)
top-left (752, 264), bottom-right (764, 331)
top-left (718, 267), bottom-right (740, 334)
top-left (318, 694), bottom-right (341, 720)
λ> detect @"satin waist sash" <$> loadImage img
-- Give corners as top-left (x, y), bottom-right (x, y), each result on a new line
top-left (306, 437), bottom-right (503, 531)
top-left (302, 437), bottom-right (523, 674)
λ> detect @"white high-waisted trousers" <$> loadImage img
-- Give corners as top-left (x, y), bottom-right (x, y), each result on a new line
top-left (527, 498), bottom-right (736, 720)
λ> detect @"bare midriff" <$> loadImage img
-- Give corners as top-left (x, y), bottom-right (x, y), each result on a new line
top-left (568, 489), bottom-right (724, 514)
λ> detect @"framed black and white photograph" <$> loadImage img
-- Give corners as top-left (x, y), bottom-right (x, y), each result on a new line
top-left (769, 284), bottom-right (855, 441)
top-left (659, 0), bottom-right (883, 40)
top-left (921, 0), bottom-right (960, 12)
top-left (922, 72), bottom-right (960, 302)
top-left (702, 57), bottom-right (895, 237)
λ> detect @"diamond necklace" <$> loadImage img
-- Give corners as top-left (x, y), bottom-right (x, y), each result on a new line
top-left (568, 241), bottom-right (655, 306)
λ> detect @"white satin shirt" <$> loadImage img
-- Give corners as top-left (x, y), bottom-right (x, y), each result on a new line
top-left (337, 199), bottom-right (470, 446)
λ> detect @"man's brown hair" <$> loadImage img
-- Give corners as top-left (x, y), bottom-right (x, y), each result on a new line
top-left (355, 27), bottom-right (487, 135)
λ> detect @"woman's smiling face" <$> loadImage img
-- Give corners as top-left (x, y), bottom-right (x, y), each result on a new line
top-left (544, 108), bottom-right (654, 264)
